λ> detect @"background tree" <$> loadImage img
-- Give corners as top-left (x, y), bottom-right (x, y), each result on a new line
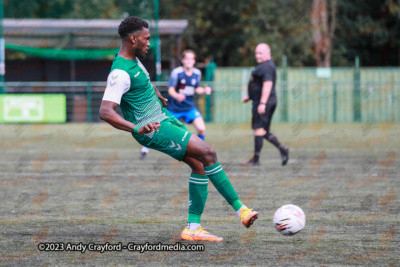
top-left (310, 0), bottom-right (337, 67)
top-left (333, 0), bottom-right (400, 66)
top-left (4, 0), bottom-right (400, 66)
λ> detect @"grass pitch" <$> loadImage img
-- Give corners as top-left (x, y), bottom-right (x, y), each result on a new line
top-left (0, 122), bottom-right (399, 266)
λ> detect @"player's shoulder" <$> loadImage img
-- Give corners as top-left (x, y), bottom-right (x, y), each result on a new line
top-left (257, 60), bottom-right (275, 72)
top-left (109, 68), bottom-right (130, 78)
top-left (265, 60), bottom-right (276, 69)
top-left (171, 66), bottom-right (184, 76)
top-left (193, 67), bottom-right (202, 76)
top-left (107, 69), bottom-right (131, 84)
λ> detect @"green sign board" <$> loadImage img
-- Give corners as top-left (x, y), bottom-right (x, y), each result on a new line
top-left (0, 94), bottom-right (66, 123)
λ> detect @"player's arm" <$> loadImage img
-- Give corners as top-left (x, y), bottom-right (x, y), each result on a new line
top-left (100, 69), bottom-right (159, 134)
top-left (194, 69), bottom-right (212, 95)
top-left (258, 81), bottom-right (273, 114)
top-left (152, 83), bottom-right (168, 107)
top-left (168, 86), bottom-right (186, 102)
top-left (258, 66), bottom-right (274, 114)
top-left (167, 68), bottom-right (186, 102)
top-left (195, 86), bottom-right (212, 95)
top-left (195, 86), bottom-right (205, 94)
top-left (99, 101), bottom-right (135, 132)
top-left (241, 96), bottom-right (250, 103)
top-left (260, 81), bottom-right (273, 104)
top-left (99, 101), bottom-right (159, 134)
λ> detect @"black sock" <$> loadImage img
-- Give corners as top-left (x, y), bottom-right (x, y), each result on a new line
top-left (264, 133), bottom-right (285, 151)
top-left (254, 136), bottom-right (263, 161)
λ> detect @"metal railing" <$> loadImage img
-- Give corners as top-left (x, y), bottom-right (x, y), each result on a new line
top-left (2, 77), bottom-right (400, 124)
top-left (2, 81), bottom-right (174, 123)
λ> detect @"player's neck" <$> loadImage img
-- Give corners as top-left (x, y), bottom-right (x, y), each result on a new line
top-left (183, 66), bottom-right (193, 76)
top-left (118, 46), bottom-right (136, 60)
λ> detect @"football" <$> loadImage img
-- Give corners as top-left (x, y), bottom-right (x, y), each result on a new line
top-left (273, 204), bottom-right (306, 235)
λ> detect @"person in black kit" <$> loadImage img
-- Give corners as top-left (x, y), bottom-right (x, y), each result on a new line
top-left (241, 43), bottom-right (289, 166)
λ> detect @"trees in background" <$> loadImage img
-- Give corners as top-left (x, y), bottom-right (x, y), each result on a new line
top-left (310, 0), bottom-right (337, 67)
top-left (163, 0), bottom-right (400, 67)
top-left (334, 0), bottom-right (400, 66)
top-left (4, 0), bottom-right (400, 66)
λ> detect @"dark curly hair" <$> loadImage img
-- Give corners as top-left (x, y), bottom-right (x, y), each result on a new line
top-left (118, 16), bottom-right (149, 39)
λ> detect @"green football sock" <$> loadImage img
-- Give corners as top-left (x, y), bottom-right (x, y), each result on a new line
top-left (188, 173), bottom-right (209, 224)
top-left (204, 162), bottom-right (243, 211)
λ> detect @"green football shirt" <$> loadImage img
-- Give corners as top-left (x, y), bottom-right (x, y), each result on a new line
top-left (102, 55), bottom-right (168, 138)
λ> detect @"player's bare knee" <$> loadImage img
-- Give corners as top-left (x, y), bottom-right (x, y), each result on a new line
top-left (197, 145), bottom-right (216, 165)
top-left (254, 128), bottom-right (266, 136)
top-left (206, 146), bottom-right (217, 163)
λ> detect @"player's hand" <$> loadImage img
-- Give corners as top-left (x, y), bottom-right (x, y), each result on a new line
top-left (175, 93), bottom-right (186, 102)
top-left (138, 122), bottom-right (161, 135)
top-left (159, 96), bottom-right (168, 107)
top-left (204, 86), bottom-right (212, 95)
top-left (257, 104), bottom-right (266, 115)
top-left (241, 96), bottom-right (249, 103)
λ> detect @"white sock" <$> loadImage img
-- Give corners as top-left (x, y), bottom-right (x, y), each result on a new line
top-left (187, 222), bottom-right (201, 231)
top-left (141, 146), bottom-right (150, 153)
top-left (237, 205), bottom-right (247, 217)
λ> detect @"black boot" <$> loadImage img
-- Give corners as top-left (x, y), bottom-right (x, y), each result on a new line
top-left (241, 154), bottom-right (260, 166)
top-left (280, 147), bottom-right (289, 166)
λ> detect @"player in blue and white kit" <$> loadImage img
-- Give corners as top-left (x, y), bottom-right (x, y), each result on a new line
top-left (140, 50), bottom-right (211, 159)
top-left (167, 49), bottom-right (211, 140)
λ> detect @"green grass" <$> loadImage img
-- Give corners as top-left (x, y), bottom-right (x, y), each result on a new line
top-left (0, 122), bottom-right (399, 266)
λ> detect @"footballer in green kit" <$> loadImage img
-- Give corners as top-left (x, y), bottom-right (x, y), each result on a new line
top-left (100, 16), bottom-right (258, 241)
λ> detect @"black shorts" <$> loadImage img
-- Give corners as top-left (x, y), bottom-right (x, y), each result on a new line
top-left (252, 102), bottom-right (276, 132)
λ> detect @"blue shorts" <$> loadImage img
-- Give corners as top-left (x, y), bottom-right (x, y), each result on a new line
top-left (167, 108), bottom-right (203, 124)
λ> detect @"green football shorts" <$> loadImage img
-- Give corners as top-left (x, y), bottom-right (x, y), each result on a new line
top-left (132, 116), bottom-right (192, 161)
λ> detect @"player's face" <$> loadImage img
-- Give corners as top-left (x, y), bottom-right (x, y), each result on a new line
top-left (255, 47), bottom-right (268, 63)
top-left (135, 28), bottom-right (151, 58)
top-left (182, 52), bottom-right (196, 69)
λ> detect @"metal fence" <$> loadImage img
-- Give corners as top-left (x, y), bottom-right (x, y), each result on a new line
top-left (3, 82), bottom-right (174, 123)
top-left (3, 82), bottom-right (107, 123)
top-left (212, 67), bottom-right (400, 123)
top-left (211, 81), bottom-right (400, 124)
top-left (2, 66), bottom-right (400, 124)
